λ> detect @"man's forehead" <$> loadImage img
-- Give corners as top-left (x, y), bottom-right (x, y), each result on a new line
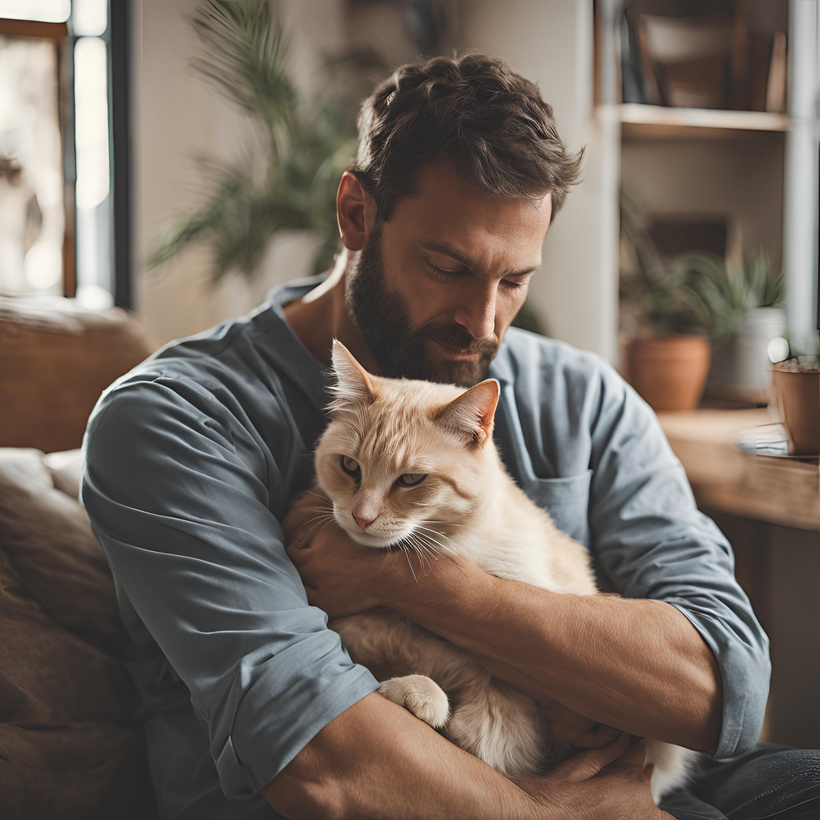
top-left (389, 163), bottom-right (552, 231)
top-left (386, 164), bottom-right (552, 262)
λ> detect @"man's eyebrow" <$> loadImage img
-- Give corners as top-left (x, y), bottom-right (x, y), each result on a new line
top-left (419, 240), bottom-right (539, 278)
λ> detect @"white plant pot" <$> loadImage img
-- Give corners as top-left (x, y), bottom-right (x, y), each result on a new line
top-left (708, 307), bottom-right (787, 403)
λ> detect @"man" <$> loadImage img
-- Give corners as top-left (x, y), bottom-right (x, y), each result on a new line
top-left (82, 54), bottom-right (818, 819)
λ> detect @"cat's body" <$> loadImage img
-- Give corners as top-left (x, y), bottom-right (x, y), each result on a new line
top-left (314, 341), bottom-right (696, 801)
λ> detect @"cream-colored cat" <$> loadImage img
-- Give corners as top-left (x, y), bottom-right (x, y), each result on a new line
top-left (314, 341), bottom-right (696, 802)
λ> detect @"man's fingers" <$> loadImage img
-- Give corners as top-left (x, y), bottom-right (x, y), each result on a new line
top-left (619, 737), bottom-right (650, 770)
top-left (572, 722), bottom-right (622, 749)
top-left (566, 731), bottom-right (632, 779)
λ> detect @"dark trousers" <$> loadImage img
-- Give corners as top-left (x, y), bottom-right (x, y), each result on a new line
top-left (660, 744), bottom-right (820, 819)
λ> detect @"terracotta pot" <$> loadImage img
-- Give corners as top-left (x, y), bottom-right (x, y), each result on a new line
top-left (771, 364), bottom-right (820, 455)
top-left (624, 335), bottom-right (711, 412)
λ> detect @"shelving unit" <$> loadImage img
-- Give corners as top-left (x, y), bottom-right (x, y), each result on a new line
top-left (618, 102), bottom-right (789, 139)
top-left (595, 0), bottom-right (798, 352)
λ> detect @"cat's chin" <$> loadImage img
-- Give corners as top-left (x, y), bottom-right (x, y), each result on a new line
top-left (343, 529), bottom-right (403, 549)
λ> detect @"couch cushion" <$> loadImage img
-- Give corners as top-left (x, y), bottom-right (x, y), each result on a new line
top-left (0, 295), bottom-right (154, 453)
top-left (0, 448), bottom-right (156, 819)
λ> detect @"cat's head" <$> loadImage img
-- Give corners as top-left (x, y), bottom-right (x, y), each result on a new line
top-left (315, 340), bottom-right (500, 552)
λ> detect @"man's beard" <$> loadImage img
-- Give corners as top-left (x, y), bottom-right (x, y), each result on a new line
top-left (345, 223), bottom-right (499, 387)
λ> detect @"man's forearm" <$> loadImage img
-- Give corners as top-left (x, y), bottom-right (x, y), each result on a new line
top-left (387, 560), bottom-right (722, 753)
top-left (262, 691), bottom-right (546, 820)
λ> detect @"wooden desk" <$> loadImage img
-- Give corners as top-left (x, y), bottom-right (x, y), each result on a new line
top-left (659, 409), bottom-right (820, 532)
top-left (658, 409), bottom-right (820, 749)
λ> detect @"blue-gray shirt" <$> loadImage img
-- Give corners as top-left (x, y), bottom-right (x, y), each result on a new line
top-left (81, 278), bottom-right (770, 819)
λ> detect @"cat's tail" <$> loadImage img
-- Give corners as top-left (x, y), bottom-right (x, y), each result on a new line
top-left (645, 741), bottom-right (700, 803)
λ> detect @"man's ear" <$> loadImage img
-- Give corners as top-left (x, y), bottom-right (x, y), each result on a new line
top-left (435, 380), bottom-right (500, 448)
top-left (329, 339), bottom-right (377, 412)
top-left (337, 171), bottom-right (374, 252)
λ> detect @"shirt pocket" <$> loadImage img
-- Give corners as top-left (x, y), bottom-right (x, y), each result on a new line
top-left (522, 470), bottom-right (593, 548)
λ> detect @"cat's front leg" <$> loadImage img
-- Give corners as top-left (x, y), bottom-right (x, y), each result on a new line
top-left (379, 674), bottom-right (450, 729)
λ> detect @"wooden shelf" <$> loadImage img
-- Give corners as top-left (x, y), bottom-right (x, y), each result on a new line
top-left (619, 104), bottom-right (790, 139)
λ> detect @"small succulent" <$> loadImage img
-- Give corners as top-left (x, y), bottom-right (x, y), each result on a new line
top-left (673, 251), bottom-right (784, 345)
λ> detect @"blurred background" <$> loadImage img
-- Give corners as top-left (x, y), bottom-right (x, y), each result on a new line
top-left (0, 0), bottom-right (818, 756)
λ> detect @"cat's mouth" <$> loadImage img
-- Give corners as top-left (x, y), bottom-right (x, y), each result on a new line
top-left (333, 509), bottom-right (410, 549)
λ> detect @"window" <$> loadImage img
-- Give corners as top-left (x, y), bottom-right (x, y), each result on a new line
top-left (0, 0), bottom-right (129, 307)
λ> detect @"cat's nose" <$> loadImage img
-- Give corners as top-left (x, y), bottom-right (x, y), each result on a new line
top-left (353, 513), bottom-right (376, 531)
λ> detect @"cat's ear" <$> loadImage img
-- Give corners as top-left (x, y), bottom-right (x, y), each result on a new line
top-left (436, 379), bottom-right (500, 448)
top-left (329, 339), bottom-right (376, 411)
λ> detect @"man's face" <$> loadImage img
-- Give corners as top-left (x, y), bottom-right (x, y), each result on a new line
top-left (345, 163), bottom-right (552, 386)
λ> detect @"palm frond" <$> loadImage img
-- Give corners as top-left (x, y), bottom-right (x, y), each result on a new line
top-left (150, 0), bottom-right (357, 283)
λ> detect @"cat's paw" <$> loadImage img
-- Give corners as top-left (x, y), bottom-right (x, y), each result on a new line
top-left (379, 675), bottom-right (450, 728)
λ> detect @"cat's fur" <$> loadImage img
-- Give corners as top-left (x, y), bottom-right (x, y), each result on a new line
top-left (314, 341), bottom-right (696, 801)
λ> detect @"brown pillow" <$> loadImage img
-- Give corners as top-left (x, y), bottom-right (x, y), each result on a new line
top-left (0, 448), bottom-right (155, 819)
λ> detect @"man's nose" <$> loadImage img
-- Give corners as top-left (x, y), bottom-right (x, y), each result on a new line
top-left (454, 286), bottom-right (496, 341)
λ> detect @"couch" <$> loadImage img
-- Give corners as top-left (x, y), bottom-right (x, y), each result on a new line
top-left (0, 295), bottom-right (158, 819)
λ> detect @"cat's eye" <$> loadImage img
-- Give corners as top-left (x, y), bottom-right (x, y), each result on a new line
top-left (397, 473), bottom-right (427, 487)
top-left (340, 456), bottom-right (360, 477)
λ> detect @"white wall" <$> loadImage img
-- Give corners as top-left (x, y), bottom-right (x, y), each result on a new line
top-left (133, 0), bottom-right (247, 347)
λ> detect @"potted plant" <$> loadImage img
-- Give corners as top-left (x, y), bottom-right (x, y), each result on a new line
top-left (674, 251), bottom-right (786, 404)
top-left (770, 335), bottom-right (820, 455)
top-left (149, 0), bottom-right (357, 297)
top-left (619, 192), bottom-right (711, 413)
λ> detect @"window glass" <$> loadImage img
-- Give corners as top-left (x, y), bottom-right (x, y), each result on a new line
top-left (0, 34), bottom-right (64, 293)
top-left (74, 35), bottom-right (112, 306)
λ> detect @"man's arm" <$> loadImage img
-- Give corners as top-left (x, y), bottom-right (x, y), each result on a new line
top-left (262, 692), bottom-right (668, 820)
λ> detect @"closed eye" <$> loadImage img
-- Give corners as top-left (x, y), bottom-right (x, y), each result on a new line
top-left (425, 258), bottom-right (467, 280)
top-left (502, 275), bottom-right (532, 290)
top-left (397, 473), bottom-right (427, 487)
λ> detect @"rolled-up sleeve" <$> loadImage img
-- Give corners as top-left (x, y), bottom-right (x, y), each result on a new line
top-left (587, 367), bottom-right (771, 759)
top-left (81, 375), bottom-right (378, 798)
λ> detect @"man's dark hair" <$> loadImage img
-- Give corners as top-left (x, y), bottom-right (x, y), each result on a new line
top-left (350, 52), bottom-right (584, 223)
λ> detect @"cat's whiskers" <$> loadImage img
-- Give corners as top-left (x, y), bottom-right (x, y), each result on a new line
top-left (396, 541), bottom-right (420, 583)
top-left (298, 512), bottom-right (337, 544)
top-left (404, 531), bottom-right (443, 571)
top-left (413, 523), bottom-right (459, 556)
top-left (396, 532), bottom-right (436, 574)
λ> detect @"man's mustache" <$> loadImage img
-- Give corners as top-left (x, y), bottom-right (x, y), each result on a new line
top-left (411, 321), bottom-right (499, 355)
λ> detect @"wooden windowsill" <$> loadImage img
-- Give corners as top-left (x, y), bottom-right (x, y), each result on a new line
top-left (0, 19), bottom-right (68, 39)
top-left (658, 408), bottom-right (820, 532)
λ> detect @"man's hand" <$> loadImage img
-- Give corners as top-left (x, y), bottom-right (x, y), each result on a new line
top-left (540, 698), bottom-right (622, 752)
top-left (517, 735), bottom-right (673, 820)
top-left (283, 490), bottom-right (396, 616)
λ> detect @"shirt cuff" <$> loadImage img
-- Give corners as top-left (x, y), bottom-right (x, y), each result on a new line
top-left (211, 631), bottom-right (380, 798)
top-left (669, 600), bottom-right (771, 759)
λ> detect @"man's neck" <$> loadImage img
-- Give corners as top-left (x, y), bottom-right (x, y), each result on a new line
top-left (281, 250), bottom-right (382, 374)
